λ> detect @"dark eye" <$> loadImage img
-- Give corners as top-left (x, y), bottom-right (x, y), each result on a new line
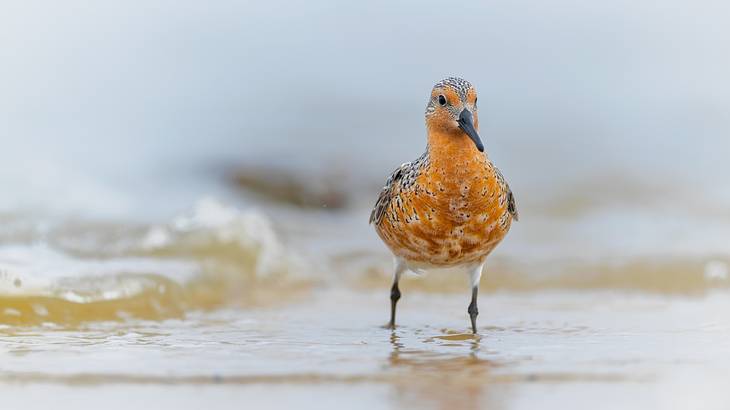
top-left (438, 95), bottom-right (447, 106)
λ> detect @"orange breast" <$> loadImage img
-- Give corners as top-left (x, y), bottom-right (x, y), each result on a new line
top-left (375, 149), bottom-right (513, 266)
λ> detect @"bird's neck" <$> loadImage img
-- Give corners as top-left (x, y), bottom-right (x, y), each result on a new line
top-left (426, 128), bottom-right (487, 170)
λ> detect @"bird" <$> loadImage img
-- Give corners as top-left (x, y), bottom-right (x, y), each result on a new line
top-left (370, 77), bottom-right (518, 334)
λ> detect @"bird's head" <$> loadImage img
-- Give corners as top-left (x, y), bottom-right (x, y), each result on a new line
top-left (425, 77), bottom-right (482, 152)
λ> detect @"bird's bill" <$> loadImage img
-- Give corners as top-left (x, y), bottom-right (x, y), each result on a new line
top-left (457, 109), bottom-right (484, 152)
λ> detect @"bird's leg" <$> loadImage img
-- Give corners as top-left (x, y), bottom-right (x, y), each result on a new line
top-left (389, 281), bottom-right (400, 328)
top-left (468, 264), bottom-right (484, 334)
top-left (468, 286), bottom-right (479, 334)
top-left (388, 259), bottom-right (406, 329)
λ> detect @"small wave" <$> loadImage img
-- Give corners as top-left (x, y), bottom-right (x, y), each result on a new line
top-left (0, 199), bottom-right (312, 326)
top-left (139, 197), bottom-right (303, 278)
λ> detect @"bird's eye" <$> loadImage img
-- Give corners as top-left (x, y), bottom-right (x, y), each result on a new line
top-left (438, 95), bottom-right (447, 106)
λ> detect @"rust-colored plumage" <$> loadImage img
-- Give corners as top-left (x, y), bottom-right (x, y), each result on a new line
top-left (370, 77), bottom-right (517, 333)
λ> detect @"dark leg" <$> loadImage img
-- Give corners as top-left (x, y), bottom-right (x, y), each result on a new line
top-left (389, 280), bottom-right (401, 329)
top-left (468, 286), bottom-right (479, 334)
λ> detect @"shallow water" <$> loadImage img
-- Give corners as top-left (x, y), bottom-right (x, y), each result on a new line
top-left (2, 198), bottom-right (730, 410)
top-left (3, 290), bottom-right (730, 409)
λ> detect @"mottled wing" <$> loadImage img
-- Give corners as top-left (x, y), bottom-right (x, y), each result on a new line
top-left (507, 189), bottom-right (518, 221)
top-left (495, 167), bottom-right (519, 222)
top-left (369, 163), bottom-right (407, 226)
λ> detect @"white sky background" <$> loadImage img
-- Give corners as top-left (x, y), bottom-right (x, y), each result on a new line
top-left (1, 0), bottom-right (729, 215)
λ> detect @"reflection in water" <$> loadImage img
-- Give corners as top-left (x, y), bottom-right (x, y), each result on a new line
top-left (386, 330), bottom-right (500, 410)
top-left (0, 291), bottom-right (727, 409)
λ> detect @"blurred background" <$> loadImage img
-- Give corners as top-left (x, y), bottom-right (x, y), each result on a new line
top-left (1, 1), bottom-right (730, 409)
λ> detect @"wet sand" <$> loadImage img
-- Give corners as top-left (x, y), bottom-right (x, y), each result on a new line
top-left (3, 288), bottom-right (730, 409)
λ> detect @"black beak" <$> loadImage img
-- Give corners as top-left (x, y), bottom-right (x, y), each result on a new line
top-left (457, 109), bottom-right (484, 152)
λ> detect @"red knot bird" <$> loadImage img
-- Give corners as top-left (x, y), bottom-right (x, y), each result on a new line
top-left (370, 77), bottom-right (518, 334)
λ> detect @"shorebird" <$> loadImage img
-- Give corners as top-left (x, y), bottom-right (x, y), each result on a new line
top-left (370, 77), bottom-right (518, 334)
